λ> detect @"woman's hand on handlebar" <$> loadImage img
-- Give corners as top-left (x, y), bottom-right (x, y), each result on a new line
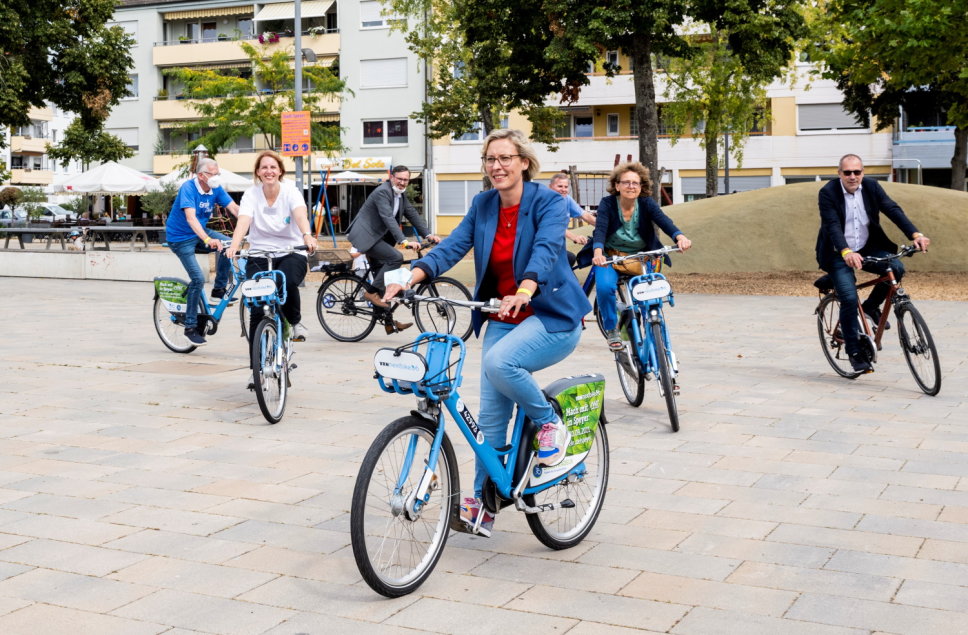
top-left (592, 248), bottom-right (607, 267)
top-left (303, 232), bottom-right (317, 254)
top-left (225, 243), bottom-right (239, 259)
top-left (425, 234), bottom-right (442, 244)
top-left (675, 234), bottom-right (692, 251)
top-left (383, 283), bottom-right (406, 304)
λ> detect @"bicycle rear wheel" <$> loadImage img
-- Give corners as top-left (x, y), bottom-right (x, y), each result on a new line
top-left (316, 274), bottom-right (377, 342)
top-left (525, 421), bottom-right (609, 550)
top-left (413, 276), bottom-right (473, 340)
top-left (816, 294), bottom-right (862, 379)
top-left (251, 317), bottom-right (287, 423)
top-left (351, 416), bottom-right (458, 597)
top-left (895, 302), bottom-right (941, 395)
top-left (651, 321), bottom-right (679, 432)
top-left (153, 296), bottom-right (196, 354)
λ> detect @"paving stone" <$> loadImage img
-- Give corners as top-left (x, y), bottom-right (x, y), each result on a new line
top-left (0, 493), bottom-right (133, 521)
top-left (469, 553), bottom-right (638, 594)
top-left (235, 575), bottom-right (417, 622)
top-left (112, 588), bottom-right (294, 634)
top-left (507, 584), bottom-right (688, 631)
top-left (670, 606), bottom-right (866, 635)
top-left (631, 508), bottom-right (777, 539)
top-left (109, 555), bottom-right (278, 598)
top-left (855, 513), bottom-right (968, 542)
top-left (211, 519), bottom-right (349, 554)
top-left (785, 592), bottom-right (967, 633)
top-left (578, 543), bottom-right (741, 581)
top-left (825, 549), bottom-right (968, 585)
top-left (620, 570), bottom-right (797, 616)
top-left (766, 523), bottom-right (923, 557)
top-left (918, 539), bottom-right (968, 564)
top-left (0, 539), bottom-right (148, 577)
top-left (103, 529), bottom-right (256, 564)
top-left (0, 514), bottom-right (138, 545)
top-left (893, 579), bottom-right (968, 611)
top-left (802, 492), bottom-right (942, 520)
top-left (0, 567), bottom-right (154, 613)
top-left (674, 533), bottom-right (833, 568)
top-left (223, 545), bottom-right (361, 585)
top-left (191, 478), bottom-right (321, 504)
top-left (726, 561), bottom-right (900, 601)
top-left (717, 500), bottom-right (860, 529)
top-left (0, 603), bottom-right (166, 635)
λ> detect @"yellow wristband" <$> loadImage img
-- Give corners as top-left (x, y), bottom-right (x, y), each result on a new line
top-left (840, 248), bottom-right (853, 257)
top-left (203, 237), bottom-right (211, 245)
top-left (516, 287), bottom-right (534, 297)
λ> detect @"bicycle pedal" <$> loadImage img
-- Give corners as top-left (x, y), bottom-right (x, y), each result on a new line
top-left (289, 363), bottom-right (297, 371)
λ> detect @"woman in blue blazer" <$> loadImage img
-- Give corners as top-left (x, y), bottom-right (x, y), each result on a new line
top-left (384, 129), bottom-right (591, 537)
top-left (590, 162), bottom-right (691, 350)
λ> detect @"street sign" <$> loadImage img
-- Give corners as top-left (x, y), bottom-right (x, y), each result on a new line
top-left (280, 111), bottom-right (311, 156)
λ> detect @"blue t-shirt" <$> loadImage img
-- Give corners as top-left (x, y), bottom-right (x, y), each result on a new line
top-left (565, 197), bottom-right (584, 219)
top-left (165, 178), bottom-right (233, 243)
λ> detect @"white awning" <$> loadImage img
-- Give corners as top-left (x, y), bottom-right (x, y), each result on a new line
top-left (164, 6), bottom-right (254, 20)
top-left (254, 1), bottom-right (334, 21)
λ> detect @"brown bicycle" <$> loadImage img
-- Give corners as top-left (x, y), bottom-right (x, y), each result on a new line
top-left (815, 245), bottom-right (940, 395)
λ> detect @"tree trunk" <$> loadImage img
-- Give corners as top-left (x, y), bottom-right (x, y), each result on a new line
top-left (952, 126), bottom-right (967, 191)
top-left (480, 104), bottom-right (494, 190)
top-left (704, 127), bottom-right (719, 198)
top-left (629, 38), bottom-right (660, 203)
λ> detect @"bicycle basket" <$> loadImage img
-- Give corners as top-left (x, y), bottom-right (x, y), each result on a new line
top-left (373, 334), bottom-right (464, 399)
top-left (309, 248), bottom-right (352, 272)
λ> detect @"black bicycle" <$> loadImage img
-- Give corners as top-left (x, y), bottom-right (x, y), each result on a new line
top-left (314, 243), bottom-right (474, 342)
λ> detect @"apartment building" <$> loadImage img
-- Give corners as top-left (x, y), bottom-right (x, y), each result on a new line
top-left (1, 106), bottom-right (82, 196)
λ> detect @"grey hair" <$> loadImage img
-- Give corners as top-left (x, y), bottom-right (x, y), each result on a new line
top-left (838, 154), bottom-right (864, 170)
top-left (195, 157), bottom-right (217, 175)
top-left (481, 128), bottom-right (540, 181)
top-left (549, 172), bottom-right (570, 186)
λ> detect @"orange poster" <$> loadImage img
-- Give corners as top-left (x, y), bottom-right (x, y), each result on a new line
top-left (280, 111), bottom-right (311, 156)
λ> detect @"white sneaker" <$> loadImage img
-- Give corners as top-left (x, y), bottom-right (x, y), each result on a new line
top-left (292, 322), bottom-right (308, 342)
top-left (535, 416), bottom-right (571, 466)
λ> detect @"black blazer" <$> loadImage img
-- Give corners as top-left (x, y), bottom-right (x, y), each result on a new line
top-left (815, 177), bottom-right (919, 270)
top-left (576, 194), bottom-right (682, 267)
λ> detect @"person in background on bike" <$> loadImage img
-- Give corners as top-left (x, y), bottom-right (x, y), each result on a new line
top-left (549, 172), bottom-right (596, 267)
top-left (346, 165), bottom-right (440, 331)
top-left (590, 162), bottom-right (692, 351)
top-left (165, 158), bottom-right (241, 347)
top-left (383, 129), bottom-right (591, 537)
top-left (816, 153), bottom-right (931, 373)
top-left (225, 150), bottom-right (317, 344)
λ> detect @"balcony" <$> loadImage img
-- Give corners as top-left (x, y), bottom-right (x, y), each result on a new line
top-left (893, 126), bottom-right (956, 170)
top-left (10, 136), bottom-right (49, 154)
top-left (154, 93), bottom-right (341, 121)
top-left (10, 169), bottom-right (54, 185)
top-left (153, 32), bottom-right (339, 67)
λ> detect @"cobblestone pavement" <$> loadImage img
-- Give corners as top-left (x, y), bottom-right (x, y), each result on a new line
top-left (0, 276), bottom-right (966, 634)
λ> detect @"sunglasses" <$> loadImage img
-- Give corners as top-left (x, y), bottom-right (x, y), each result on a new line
top-left (841, 170), bottom-right (863, 176)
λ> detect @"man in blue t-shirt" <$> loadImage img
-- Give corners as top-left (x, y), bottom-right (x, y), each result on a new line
top-left (166, 158), bottom-right (241, 346)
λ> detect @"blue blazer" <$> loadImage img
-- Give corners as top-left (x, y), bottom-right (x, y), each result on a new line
top-left (576, 194), bottom-right (682, 267)
top-left (413, 181), bottom-right (592, 336)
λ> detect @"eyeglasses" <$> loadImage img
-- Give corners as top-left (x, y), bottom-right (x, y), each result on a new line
top-left (483, 154), bottom-right (521, 167)
top-left (841, 169), bottom-right (863, 176)
top-left (618, 180), bottom-right (641, 188)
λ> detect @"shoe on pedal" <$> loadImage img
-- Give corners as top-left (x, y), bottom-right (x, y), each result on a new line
top-left (363, 290), bottom-right (390, 308)
top-left (184, 327), bottom-right (207, 346)
top-left (535, 416), bottom-right (571, 466)
top-left (863, 307), bottom-right (890, 330)
top-left (292, 322), bottom-right (308, 342)
top-left (456, 497), bottom-right (494, 537)
top-left (605, 329), bottom-right (623, 351)
top-left (385, 320), bottom-right (413, 334)
top-left (210, 287), bottom-right (237, 305)
top-left (849, 353), bottom-right (873, 373)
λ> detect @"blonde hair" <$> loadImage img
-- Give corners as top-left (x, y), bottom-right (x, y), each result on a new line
top-left (481, 129), bottom-right (540, 181)
top-left (606, 161), bottom-right (652, 196)
top-left (253, 150), bottom-right (286, 182)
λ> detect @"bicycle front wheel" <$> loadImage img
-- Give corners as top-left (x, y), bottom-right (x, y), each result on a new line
top-left (413, 276), bottom-right (473, 340)
top-left (615, 338), bottom-right (645, 407)
top-left (896, 302), bottom-right (941, 395)
top-left (525, 420), bottom-right (609, 550)
top-left (251, 317), bottom-right (288, 423)
top-left (816, 294), bottom-right (862, 379)
top-left (652, 321), bottom-right (679, 432)
top-left (153, 296), bottom-right (196, 354)
top-left (316, 274), bottom-right (377, 342)
top-left (351, 416), bottom-right (458, 597)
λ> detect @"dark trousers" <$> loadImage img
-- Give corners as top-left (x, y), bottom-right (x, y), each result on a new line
top-left (825, 247), bottom-right (905, 356)
top-left (245, 253), bottom-right (308, 337)
top-left (365, 238), bottom-right (404, 293)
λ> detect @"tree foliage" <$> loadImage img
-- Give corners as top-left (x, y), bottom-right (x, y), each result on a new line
top-left (0, 0), bottom-right (134, 159)
top-left (19, 186), bottom-right (48, 221)
top-left (162, 42), bottom-right (347, 156)
top-left (46, 118), bottom-right (134, 169)
top-left (807, 0), bottom-right (968, 190)
top-left (140, 182), bottom-right (179, 219)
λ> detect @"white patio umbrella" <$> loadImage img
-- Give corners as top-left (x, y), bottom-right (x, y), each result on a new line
top-left (60, 161), bottom-right (161, 195)
top-left (325, 170), bottom-right (384, 184)
top-left (159, 167), bottom-right (253, 192)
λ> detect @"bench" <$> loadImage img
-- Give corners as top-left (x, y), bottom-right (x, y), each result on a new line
top-left (1, 228), bottom-right (73, 250)
top-left (1, 226), bottom-right (166, 251)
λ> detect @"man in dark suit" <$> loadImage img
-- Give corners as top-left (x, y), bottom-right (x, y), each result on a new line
top-left (816, 154), bottom-right (931, 372)
top-left (345, 165), bottom-right (439, 314)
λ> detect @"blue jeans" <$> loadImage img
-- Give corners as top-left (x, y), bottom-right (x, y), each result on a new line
top-left (473, 316), bottom-right (582, 497)
top-left (168, 230), bottom-right (230, 329)
top-left (826, 248), bottom-right (904, 357)
top-left (594, 264), bottom-right (621, 331)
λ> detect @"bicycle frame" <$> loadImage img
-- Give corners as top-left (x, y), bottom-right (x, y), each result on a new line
top-left (852, 270), bottom-right (900, 348)
top-left (623, 268), bottom-right (677, 377)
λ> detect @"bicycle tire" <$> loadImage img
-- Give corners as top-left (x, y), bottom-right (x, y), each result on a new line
top-left (316, 274), bottom-right (377, 342)
top-left (652, 321), bottom-right (679, 432)
top-left (239, 301), bottom-right (254, 340)
top-left (615, 336), bottom-right (645, 407)
top-left (525, 421), bottom-right (609, 550)
top-left (153, 296), bottom-right (196, 354)
top-left (816, 294), bottom-right (862, 379)
top-left (413, 276), bottom-right (473, 341)
top-left (895, 302), bottom-right (941, 395)
top-left (351, 416), bottom-right (458, 597)
top-left (251, 317), bottom-right (287, 423)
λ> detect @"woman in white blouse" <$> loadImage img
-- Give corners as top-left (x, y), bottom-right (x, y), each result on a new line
top-left (226, 150), bottom-right (317, 342)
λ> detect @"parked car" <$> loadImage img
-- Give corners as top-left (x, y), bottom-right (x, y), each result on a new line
top-left (0, 207), bottom-right (28, 226)
top-left (36, 203), bottom-right (75, 222)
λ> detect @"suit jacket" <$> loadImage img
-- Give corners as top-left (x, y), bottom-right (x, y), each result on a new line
top-left (413, 181), bottom-right (592, 336)
top-left (815, 177), bottom-right (919, 270)
top-left (576, 194), bottom-right (682, 267)
top-left (346, 181), bottom-right (431, 252)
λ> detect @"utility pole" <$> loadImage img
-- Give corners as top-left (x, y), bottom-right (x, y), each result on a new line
top-left (294, 0), bottom-right (305, 204)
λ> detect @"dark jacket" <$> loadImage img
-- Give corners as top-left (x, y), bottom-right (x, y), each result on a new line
top-left (815, 177), bottom-right (919, 270)
top-left (346, 181), bottom-right (430, 252)
top-left (576, 194), bottom-right (682, 267)
top-left (413, 181), bottom-right (592, 336)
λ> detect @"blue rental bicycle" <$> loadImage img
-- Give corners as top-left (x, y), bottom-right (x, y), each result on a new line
top-left (605, 246), bottom-right (683, 432)
top-left (351, 294), bottom-right (610, 597)
top-left (238, 245), bottom-right (308, 424)
top-left (153, 256), bottom-right (248, 354)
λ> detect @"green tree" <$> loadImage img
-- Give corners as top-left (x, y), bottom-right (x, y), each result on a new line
top-left (0, 0), bottom-right (134, 159)
top-left (140, 182), bottom-right (179, 220)
top-left (0, 187), bottom-right (23, 210)
top-left (19, 187), bottom-right (48, 222)
top-left (808, 0), bottom-right (968, 190)
top-left (46, 119), bottom-right (134, 169)
top-left (162, 42), bottom-right (346, 156)
top-left (661, 29), bottom-right (782, 197)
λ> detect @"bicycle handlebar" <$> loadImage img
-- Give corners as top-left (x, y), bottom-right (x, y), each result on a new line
top-left (238, 245), bottom-right (309, 258)
top-left (861, 244), bottom-right (921, 265)
top-left (603, 245), bottom-right (682, 267)
top-left (401, 291), bottom-right (502, 313)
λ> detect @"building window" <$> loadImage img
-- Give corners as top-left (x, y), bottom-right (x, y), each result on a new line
top-left (798, 103), bottom-right (866, 132)
top-left (629, 108), bottom-right (639, 137)
top-left (238, 18), bottom-right (253, 37)
top-left (574, 116), bottom-right (593, 138)
top-left (124, 74), bottom-right (139, 99)
top-left (363, 119), bottom-right (409, 145)
top-left (453, 116), bottom-right (509, 143)
top-left (360, 58), bottom-right (407, 89)
top-left (605, 50), bottom-right (619, 69)
top-left (107, 127), bottom-right (139, 151)
top-left (110, 20), bottom-right (139, 43)
top-left (360, 0), bottom-right (403, 28)
top-left (607, 113), bottom-right (619, 136)
top-left (438, 180), bottom-right (484, 215)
